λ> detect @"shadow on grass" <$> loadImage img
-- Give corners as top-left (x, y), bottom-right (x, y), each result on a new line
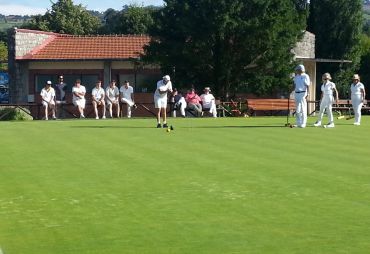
top-left (70, 126), bottom-right (154, 129)
top-left (70, 124), bottom-right (287, 129)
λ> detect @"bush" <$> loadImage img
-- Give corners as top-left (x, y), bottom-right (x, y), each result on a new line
top-left (0, 107), bottom-right (34, 121)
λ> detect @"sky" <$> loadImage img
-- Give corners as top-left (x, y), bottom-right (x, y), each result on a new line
top-left (0, 0), bottom-right (164, 15)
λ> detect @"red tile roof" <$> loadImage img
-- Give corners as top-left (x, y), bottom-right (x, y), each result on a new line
top-left (19, 32), bottom-right (150, 60)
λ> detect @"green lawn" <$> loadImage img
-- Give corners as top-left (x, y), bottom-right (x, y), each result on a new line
top-left (0, 117), bottom-right (370, 254)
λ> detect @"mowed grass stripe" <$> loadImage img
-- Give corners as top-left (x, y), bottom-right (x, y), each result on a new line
top-left (0, 117), bottom-right (370, 254)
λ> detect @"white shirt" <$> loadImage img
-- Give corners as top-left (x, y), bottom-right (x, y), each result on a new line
top-left (351, 82), bottom-right (365, 95)
top-left (92, 87), bottom-right (105, 100)
top-left (154, 80), bottom-right (172, 98)
top-left (40, 87), bottom-right (55, 102)
top-left (72, 85), bottom-right (86, 101)
top-left (321, 81), bottom-right (336, 96)
top-left (294, 73), bottom-right (310, 93)
top-left (106, 86), bottom-right (119, 100)
top-left (200, 93), bottom-right (215, 108)
top-left (120, 85), bottom-right (133, 100)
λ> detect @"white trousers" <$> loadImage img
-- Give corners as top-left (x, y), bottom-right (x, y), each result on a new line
top-left (294, 93), bottom-right (307, 127)
top-left (351, 94), bottom-right (363, 123)
top-left (317, 95), bottom-right (334, 123)
top-left (203, 102), bottom-right (217, 117)
top-left (121, 98), bottom-right (134, 118)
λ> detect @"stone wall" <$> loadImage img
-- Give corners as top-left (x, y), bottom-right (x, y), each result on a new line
top-left (292, 31), bottom-right (315, 59)
top-left (14, 29), bottom-right (54, 58)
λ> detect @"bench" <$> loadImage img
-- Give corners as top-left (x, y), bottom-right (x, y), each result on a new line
top-left (331, 99), bottom-right (370, 114)
top-left (246, 98), bottom-right (295, 116)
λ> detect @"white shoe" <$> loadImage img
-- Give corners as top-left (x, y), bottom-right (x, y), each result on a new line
top-left (313, 121), bottom-right (321, 127)
top-left (326, 122), bottom-right (335, 128)
top-left (354, 122), bottom-right (360, 126)
top-left (80, 115), bottom-right (85, 118)
top-left (96, 116), bottom-right (99, 120)
top-left (102, 116), bottom-right (106, 119)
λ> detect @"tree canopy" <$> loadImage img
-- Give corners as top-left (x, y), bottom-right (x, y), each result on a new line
top-left (307, 0), bottom-right (363, 96)
top-left (101, 5), bottom-right (155, 35)
top-left (0, 41), bottom-right (7, 71)
top-left (145, 0), bottom-right (308, 98)
top-left (22, 0), bottom-right (101, 35)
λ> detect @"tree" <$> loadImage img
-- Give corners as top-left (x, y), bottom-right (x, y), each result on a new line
top-left (144, 0), bottom-right (308, 98)
top-left (22, 0), bottom-right (101, 35)
top-left (101, 5), bottom-right (155, 35)
top-left (0, 41), bottom-right (7, 71)
top-left (358, 34), bottom-right (370, 93)
top-left (307, 0), bottom-right (363, 96)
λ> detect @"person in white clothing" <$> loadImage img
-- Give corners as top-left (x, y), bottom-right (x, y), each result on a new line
top-left (154, 75), bottom-right (172, 128)
top-left (171, 88), bottom-right (187, 117)
top-left (293, 64), bottom-right (310, 128)
top-left (313, 73), bottom-right (338, 128)
top-left (120, 81), bottom-right (137, 118)
top-left (200, 87), bottom-right (217, 118)
top-left (40, 80), bottom-right (56, 120)
top-left (350, 74), bottom-right (366, 126)
top-left (106, 80), bottom-right (120, 118)
top-left (91, 80), bottom-right (106, 119)
top-left (72, 79), bottom-right (86, 118)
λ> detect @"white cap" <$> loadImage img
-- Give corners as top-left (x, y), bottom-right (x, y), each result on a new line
top-left (295, 64), bottom-right (305, 72)
top-left (46, 81), bottom-right (52, 85)
top-left (163, 75), bottom-right (171, 81)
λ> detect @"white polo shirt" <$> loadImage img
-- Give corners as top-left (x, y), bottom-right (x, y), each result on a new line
top-left (321, 81), bottom-right (336, 96)
top-left (351, 82), bottom-right (365, 95)
top-left (294, 73), bottom-right (310, 93)
top-left (40, 87), bottom-right (55, 103)
top-left (106, 86), bottom-right (119, 101)
top-left (200, 93), bottom-right (215, 108)
top-left (154, 80), bottom-right (172, 98)
top-left (92, 87), bottom-right (105, 100)
top-left (72, 85), bottom-right (86, 102)
top-left (120, 85), bottom-right (133, 100)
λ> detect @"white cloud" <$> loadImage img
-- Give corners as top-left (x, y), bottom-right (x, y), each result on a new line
top-left (0, 4), bottom-right (46, 16)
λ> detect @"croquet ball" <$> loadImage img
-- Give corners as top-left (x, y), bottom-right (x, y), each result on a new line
top-left (166, 128), bottom-right (171, 133)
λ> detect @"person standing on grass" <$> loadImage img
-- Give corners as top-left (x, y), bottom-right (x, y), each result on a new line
top-left (106, 80), bottom-right (120, 118)
top-left (293, 64), bottom-right (310, 128)
top-left (91, 80), bottom-right (106, 120)
top-left (40, 80), bottom-right (56, 120)
top-left (154, 75), bottom-right (172, 128)
top-left (120, 80), bottom-right (137, 118)
top-left (313, 73), bottom-right (338, 128)
top-left (72, 79), bottom-right (86, 118)
top-left (351, 74), bottom-right (366, 126)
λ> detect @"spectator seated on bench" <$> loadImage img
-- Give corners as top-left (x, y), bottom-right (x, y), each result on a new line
top-left (72, 79), bottom-right (87, 118)
top-left (185, 87), bottom-right (202, 117)
top-left (200, 87), bottom-right (217, 118)
top-left (119, 81), bottom-right (137, 118)
top-left (171, 88), bottom-right (187, 117)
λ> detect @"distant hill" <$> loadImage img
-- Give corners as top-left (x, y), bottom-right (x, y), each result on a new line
top-left (0, 15), bottom-right (31, 32)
